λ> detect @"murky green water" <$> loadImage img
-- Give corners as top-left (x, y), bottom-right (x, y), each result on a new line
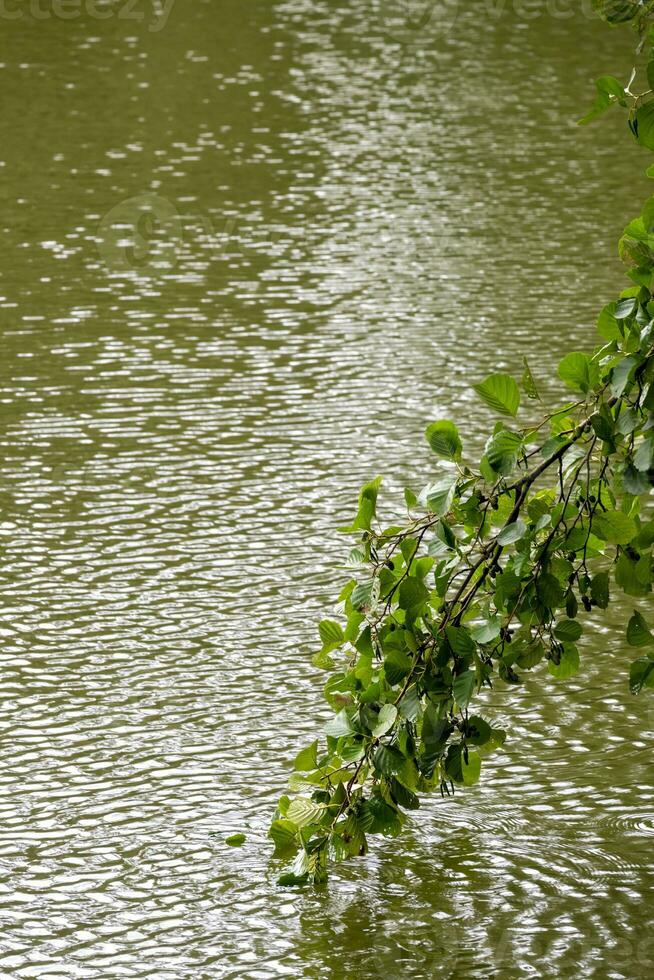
top-left (0, 2), bottom-right (652, 977)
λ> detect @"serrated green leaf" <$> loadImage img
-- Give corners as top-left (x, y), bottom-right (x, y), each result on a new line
top-left (578, 74), bottom-right (626, 125)
top-left (497, 519), bottom-right (527, 546)
top-left (591, 571), bottom-right (610, 609)
top-left (342, 476), bottom-right (383, 532)
top-left (485, 428), bottom-right (523, 475)
top-left (593, 510), bottom-right (637, 545)
top-left (636, 101), bottom-right (654, 151)
top-left (462, 749), bottom-right (482, 785)
top-left (630, 657), bottom-right (654, 693)
top-left (522, 356), bottom-right (541, 400)
top-left (471, 619), bottom-right (501, 644)
top-left (286, 798), bottom-right (325, 828)
top-left (294, 741), bottom-right (319, 772)
top-left (425, 420), bottom-right (462, 459)
top-left (324, 709), bottom-right (354, 737)
top-left (384, 648), bottom-right (412, 686)
top-left (553, 620), bottom-right (583, 642)
top-left (548, 644), bottom-right (580, 680)
top-left (351, 579), bottom-right (377, 611)
top-left (269, 818), bottom-right (299, 858)
top-left (446, 626), bottom-right (476, 657)
top-left (318, 619), bottom-right (344, 652)
top-left (422, 475), bottom-right (458, 517)
top-left (465, 715), bottom-right (492, 746)
top-left (373, 744), bottom-right (404, 776)
top-left (626, 610), bottom-right (654, 647)
top-left (452, 670), bottom-right (476, 710)
top-left (372, 703), bottom-right (398, 738)
top-left (473, 373), bottom-right (520, 417)
top-left (558, 352), bottom-right (599, 393)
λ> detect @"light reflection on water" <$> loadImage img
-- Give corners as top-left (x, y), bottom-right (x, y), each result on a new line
top-left (0, 1), bottom-right (652, 977)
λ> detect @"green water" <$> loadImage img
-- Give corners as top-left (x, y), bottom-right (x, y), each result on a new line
top-left (0, 2), bottom-right (652, 977)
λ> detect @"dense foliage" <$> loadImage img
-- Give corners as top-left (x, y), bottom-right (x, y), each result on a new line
top-left (268, 1), bottom-right (654, 885)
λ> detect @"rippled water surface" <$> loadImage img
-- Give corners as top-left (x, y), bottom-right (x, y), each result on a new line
top-left (0, 2), bottom-right (653, 977)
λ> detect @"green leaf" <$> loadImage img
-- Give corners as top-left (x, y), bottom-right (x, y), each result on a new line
top-left (626, 610), bottom-right (654, 647)
top-left (473, 373), bottom-right (520, 417)
top-left (592, 0), bottom-right (640, 25)
top-left (578, 74), bottom-right (626, 125)
top-left (446, 625), bottom-right (477, 658)
top-left (630, 657), bottom-right (654, 694)
top-left (615, 297), bottom-right (637, 319)
top-left (497, 519), bottom-right (527, 546)
top-left (593, 510), bottom-right (637, 545)
top-left (422, 475), bottom-right (457, 517)
top-left (557, 352), bottom-right (599, 393)
top-left (462, 749), bottom-right (482, 786)
top-left (340, 742), bottom-right (365, 763)
top-left (521, 356), bottom-right (541, 401)
top-left (548, 644), bottom-right (580, 680)
top-left (636, 101), bottom-right (654, 151)
top-left (318, 620), bottom-right (344, 652)
top-left (343, 476), bottom-right (383, 532)
top-left (553, 620), bottom-right (583, 642)
top-left (398, 684), bottom-right (421, 722)
top-left (372, 703), bottom-right (398, 738)
top-left (269, 819), bottom-right (299, 859)
top-left (590, 408), bottom-right (615, 443)
top-left (465, 715), bottom-right (492, 746)
top-left (294, 741), bottom-right (319, 772)
top-left (351, 580), bottom-right (377, 611)
top-left (485, 428), bottom-right (523, 475)
top-left (452, 670), bottom-right (476, 710)
top-left (225, 833), bottom-right (246, 847)
top-left (610, 355), bottom-right (638, 398)
top-left (537, 573), bottom-right (565, 609)
top-left (516, 639), bottom-right (546, 669)
top-left (634, 436), bottom-right (654, 472)
top-left (277, 871), bottom-right (309, 887)
top-left (286, 798), bottom-right (325, 828)
top-left (324, 709), bottom-right (354, 737)
top-left (384, 649), bottom-right (412, 686)
top-left (471, 619), bottom-right (501, 644)
top-left (398, 577), bottom-right (430, 621)
top-left (404, 487), bottom-right (418, 510)
top-left (597, 302), bottom-right (622, 341)
top-left (624, 464), bottom-right (651, 495)
top-left (420, 708), bottom-right (452, 774)
top-left (615, 553), bottom-right (651, 597)
top-left (425, 420), bottom-right (462, 459)
top-left (312, 650), bottom-right (335, 671)
top-left (591, 571), bottom-right (610, 609)
top-left (373, 744), bottom-right (404, 776)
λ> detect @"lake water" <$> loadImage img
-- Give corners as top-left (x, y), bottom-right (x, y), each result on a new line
top-left (0, 1), bottom-right (652, 977)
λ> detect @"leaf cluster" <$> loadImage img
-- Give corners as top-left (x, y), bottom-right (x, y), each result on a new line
top-left (264, 4), bottom-right (654, 885)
